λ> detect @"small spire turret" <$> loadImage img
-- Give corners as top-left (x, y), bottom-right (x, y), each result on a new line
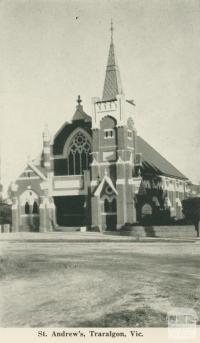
top-left (42, 124), bottom-right (51, 171)
top-left (43, 124), bottom-right (51, 143)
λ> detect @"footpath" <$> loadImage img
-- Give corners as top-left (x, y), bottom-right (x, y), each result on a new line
top-left (0, 231), bottom-right (199, 243)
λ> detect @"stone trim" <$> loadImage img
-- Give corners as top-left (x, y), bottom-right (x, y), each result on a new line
top-left (116, 179), bottom-right (125, 185)
top-left (17, 176), bottom-right (40, 181)
top-left (94, 174), bottom-right (118, 196)
top-left (91, 180), bottom-right (98, 186)
top-left (101, 212), bottom-right (116, 215)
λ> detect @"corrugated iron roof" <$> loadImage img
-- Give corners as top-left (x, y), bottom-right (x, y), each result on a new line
top-left (137, 136), bottom-right (187, 180)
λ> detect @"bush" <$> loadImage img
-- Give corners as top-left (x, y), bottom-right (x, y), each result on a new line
top-left (182, 197), bottom-right (200, 237)
top-left (0, 203), bottom-right (12, 224)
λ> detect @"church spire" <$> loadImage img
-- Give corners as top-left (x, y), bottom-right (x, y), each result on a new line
top-left (110, 19), bottom-right (114, 43)
top-left (102, 20), bottom-right (124, 101)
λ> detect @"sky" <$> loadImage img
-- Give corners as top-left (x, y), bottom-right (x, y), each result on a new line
top-left (0, 0), bottom-right (200, 194)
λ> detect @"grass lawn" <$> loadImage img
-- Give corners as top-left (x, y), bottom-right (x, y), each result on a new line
top-left (0, 235), bottom-right (200, 327)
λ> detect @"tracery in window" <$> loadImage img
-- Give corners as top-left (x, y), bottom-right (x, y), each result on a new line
top-left (67, 131), bottom-right (91, 175)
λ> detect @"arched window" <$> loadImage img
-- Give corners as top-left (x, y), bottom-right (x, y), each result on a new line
top-left (25, 201), bottom-right (30, 214)
top-left (111, 198), bottom-right (117, 213)
top-left (104, 198), bottom-right (117, 213)
top-left (32, 201), bottom-right (39, 214)
top-left (20, 190), bottom-right (39, 215)
top-left (104, 199), bottom-right (109, 213)
top-left (141, 203), bottom-right (152, 217)
top-left (66, 131), bottom-right (91, 175)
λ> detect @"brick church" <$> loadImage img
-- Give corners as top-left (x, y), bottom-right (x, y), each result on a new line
top-left (10, 23), bottom-right (191, 232)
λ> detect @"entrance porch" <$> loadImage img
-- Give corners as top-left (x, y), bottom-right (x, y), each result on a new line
top-left (54, 195), bottom-right (90, 227)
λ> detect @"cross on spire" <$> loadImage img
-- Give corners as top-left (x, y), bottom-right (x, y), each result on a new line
top-left (110, 19), bottom-right (114, 42)
top-left (77, 95), bottom-right (82, 106)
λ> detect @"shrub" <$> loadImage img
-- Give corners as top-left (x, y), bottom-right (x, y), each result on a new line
top-left (182, 197), bottom-right (200, 237)
top-left (0, 203), bottom-right (12, 224)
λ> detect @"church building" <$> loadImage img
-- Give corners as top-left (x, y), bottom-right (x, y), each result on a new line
top-left (10, 23), bottom-right (191, 232)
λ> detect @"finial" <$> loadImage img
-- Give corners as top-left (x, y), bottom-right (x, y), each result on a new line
top-left (43, 123), bottom-right (51, 142)
top-left (77, 95), bottom-right (82, 106)
top-left (110, 19), bottom-right (114, 42)
top-left (104, 168), bottom-right (108, 177)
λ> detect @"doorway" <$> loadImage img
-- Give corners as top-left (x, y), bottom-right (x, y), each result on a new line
top-left (54, 196), bottom-right (88, 226)
top-left (103, 198), bottom-right (117, 230)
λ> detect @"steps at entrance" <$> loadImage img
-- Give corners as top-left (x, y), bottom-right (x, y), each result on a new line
top-left (56, 226), bottom-right (81, 232)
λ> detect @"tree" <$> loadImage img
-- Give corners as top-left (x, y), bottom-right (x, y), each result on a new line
top-left (182, 198), bottom-right (200, 237)
top-left (0, 203), bottom-right (12, 225)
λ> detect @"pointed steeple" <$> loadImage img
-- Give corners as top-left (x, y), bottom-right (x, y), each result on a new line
top-left (102, 20), bottom-right (124, 101)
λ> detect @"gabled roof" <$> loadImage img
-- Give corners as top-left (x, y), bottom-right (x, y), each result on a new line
top-left (27, 161), bottom-right (47, 180)
top-left (53, 120), bottom-right (92, 155)
top-left (53, 96), bottom-right (92, 155)
top-left (102, 22), bottom-right (124, 101)
top-left (94, 172), bottom-right (118, 197)
top-left (137, 136), bottom-right (187, 180)
top-left (72, 106), bottom-right (91, 122)
top-left (72, 95), bottom-right (91, 122)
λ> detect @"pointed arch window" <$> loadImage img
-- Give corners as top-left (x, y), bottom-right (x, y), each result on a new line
top-left (32, 201), bottom-right (39, 214)
top-left (25, 201), bottom-right (30, 214)
top-left (67, 131), bottom-right (91, 175)
top-left (20, 190), bottom-right (39, 215)
top-left (111, 198), bottom-right (117, 212)
top-left (104, 197), bottom-right (117, 213)
top-left (104, 199), bottom-right (110, 213)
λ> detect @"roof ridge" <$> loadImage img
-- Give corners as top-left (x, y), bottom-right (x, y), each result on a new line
top-left (137, 135), bottom-right (187, 180)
